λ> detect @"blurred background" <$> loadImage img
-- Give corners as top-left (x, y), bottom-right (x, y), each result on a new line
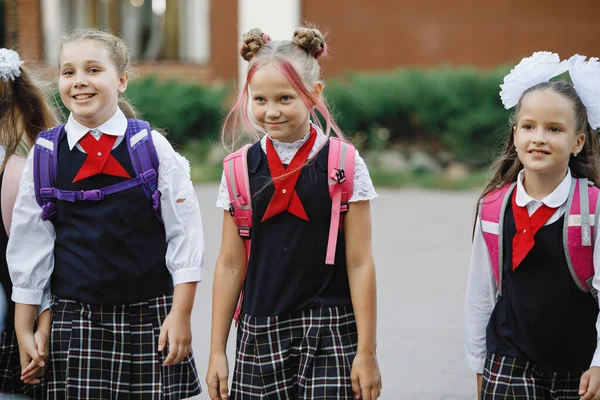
top-left (3, 1), bottom-right (600, 398)
top-left (4, 0), bottom-right (599, 188)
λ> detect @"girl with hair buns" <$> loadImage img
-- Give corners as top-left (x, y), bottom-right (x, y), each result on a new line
top-left (8, 29), bottom-right (205, 399)
top-left (207, 26), bottom-right (382, 400)
top-left (465, 52), bottom-right (600, 399)
top-left (0, 48), bottom-right (58, 398)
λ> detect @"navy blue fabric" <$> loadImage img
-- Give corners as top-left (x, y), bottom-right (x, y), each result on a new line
top-left (241, 141), bottom-right (352, 317)
top-left (486, 193), bottom-right (598, 372)
top-left (51, 127), bottom-right (172, 305)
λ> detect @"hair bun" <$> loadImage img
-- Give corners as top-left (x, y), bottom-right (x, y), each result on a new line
top-left (240, 28), bottom-right (271, 61)
top-left (293, 27), bottom-right (326, 59)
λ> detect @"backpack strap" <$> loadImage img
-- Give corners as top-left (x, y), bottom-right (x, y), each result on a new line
top-left (326, 137), bottom-right (355, 265)
top-left (223, 144), bottom-right (252, 324)
top-left (125, 119), bottom-right (162, 221)
top-left (480, 183), bottom-right (516, 297)
top-left (565, 178), bottom-right (599, 299)
top-left (33, 125), bottom-right (64, 221)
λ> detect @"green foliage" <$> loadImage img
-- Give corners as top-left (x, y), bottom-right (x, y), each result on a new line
top-left (125, 77), bottom-right (230, 146)
top-left (325, 66), bottom-right (512, 163)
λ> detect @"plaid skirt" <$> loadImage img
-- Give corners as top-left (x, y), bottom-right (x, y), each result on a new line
top-left (481, 354), bottom-right (583, 400)
top-left (231, 305), bottom-right (357, 400)
top-left (48, 294), bottom-right (201, 400)
top-left (0, 330), bottom-right (46, 399)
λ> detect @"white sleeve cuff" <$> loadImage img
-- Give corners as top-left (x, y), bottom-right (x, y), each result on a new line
top-left (465, 351), bottom-right (486, 374)
top-left (171, 267), bottom-right (202, 286)
top-left (11, 287), bottom-right (44, 305)
top-left (590, 349), bottom-right (600, 369)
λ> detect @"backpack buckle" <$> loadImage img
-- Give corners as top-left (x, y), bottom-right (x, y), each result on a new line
top-left (238, 226), bottom-right (251, 239)
top-left (340, 201), bottom-right (349, 213)
top-left (141, 169), bottom-right (157, 183)
top-left (331, 168), bottom-right (346, 184)
top-left (81, 190), bottom-right (104, 201)
top-left (39, 188), bottom-right (55, 199)
top-left (229, 202), bottom-right (235, 217)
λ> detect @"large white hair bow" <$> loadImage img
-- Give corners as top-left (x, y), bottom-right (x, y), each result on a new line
top-left (499, 51), bottom-right (568, 109)
top-left (0, 49), bottom-right (24, 83)
top-left (567, 55), bottom-right (600, 129)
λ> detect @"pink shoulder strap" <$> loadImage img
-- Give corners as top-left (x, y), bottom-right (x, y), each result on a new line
top-left (326, 137), bottom-right (356, 265)
top-left (480, 183), bottom-right (515, 290)
top-left (223, 144), bottom-right (252, 323)
top-left (565, 178), bottom-right (599, 295)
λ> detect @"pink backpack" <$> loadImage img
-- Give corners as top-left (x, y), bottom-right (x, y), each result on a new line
top-left (223, 137), bottom-right (356, 322)
top-left (479, 177), bottom-right (600, 300)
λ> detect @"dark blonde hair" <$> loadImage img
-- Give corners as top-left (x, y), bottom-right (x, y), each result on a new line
top-left (60, 28), bottom-right (138, 118)
top-left (0, 66), bottom-right (59, 170)
top-left (222, 26), bottom-right (342, 152)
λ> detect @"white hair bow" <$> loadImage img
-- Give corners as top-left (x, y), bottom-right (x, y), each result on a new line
top-left (0, 48), bottom-right (24, 83)
top-left (567, 54), bottom-right (600, 129)
top-left (499, 51), bottom-right (568, 110)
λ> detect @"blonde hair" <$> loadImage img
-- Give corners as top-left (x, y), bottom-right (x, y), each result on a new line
top-left (60, 28), bottom-right (138, 118)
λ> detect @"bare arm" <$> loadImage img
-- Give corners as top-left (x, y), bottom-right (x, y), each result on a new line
top-left (345, 200), bottom-right (377, 354)
top-left (210, 211), bottom-right (247, 354)
top-left (345, 200), bottom-right (381, 400)
top-left (206, 211), bottom-right (247, 399)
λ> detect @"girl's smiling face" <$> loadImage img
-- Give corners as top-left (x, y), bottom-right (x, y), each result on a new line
top-left (59, 39), bottom-right (128, 128)
top-left (513, 89), bottom-right (584, 179)
top-left (249, 62), bottom-right (312, 143)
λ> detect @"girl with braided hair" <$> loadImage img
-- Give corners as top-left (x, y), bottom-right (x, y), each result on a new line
top-left (207, 27), bottom-right (382, 400)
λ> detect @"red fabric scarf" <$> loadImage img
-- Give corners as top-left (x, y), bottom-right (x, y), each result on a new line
top-left (73, 132), bottom-right (131, 182)
top-left (511, 189), bottom-right (557, 270)
top-left (262, 127), bottom-right (317, 222)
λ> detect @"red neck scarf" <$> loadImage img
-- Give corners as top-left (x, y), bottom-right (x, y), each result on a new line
top-left (511, 189), bottom-right (557, 270)
top-left (261, 127), bottom-right (317, 222)
top-left (73, 132), bottom-right (131, 182)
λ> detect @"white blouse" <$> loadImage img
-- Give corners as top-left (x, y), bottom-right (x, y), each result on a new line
top-left (216, 125), bottom-right (378, 210)
top-left (7, 109), bottom-right (205, 305)
top-left (464, 170), bottom-right (600, 373)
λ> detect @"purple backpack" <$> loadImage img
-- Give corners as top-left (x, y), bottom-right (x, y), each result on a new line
top-left (479, 177), bottom-right (600, 300)
top-left (33, 119), bottom-right (162, 222)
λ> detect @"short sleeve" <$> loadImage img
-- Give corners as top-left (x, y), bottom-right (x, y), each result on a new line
top-left (350, 149), bottom-right (378, 202)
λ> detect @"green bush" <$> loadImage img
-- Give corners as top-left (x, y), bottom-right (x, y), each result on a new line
top-left (325, 66), bottom-right (512, 164)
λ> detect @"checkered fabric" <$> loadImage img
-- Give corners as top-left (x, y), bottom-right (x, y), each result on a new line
top-left (0, 331), bottom-right (46, 399)
top-left (481, 354), bottom-right (583, 399)
top-left (231, 306), bottom-right (357, 400)
top-left (48, 295), bottom-right (201, 399)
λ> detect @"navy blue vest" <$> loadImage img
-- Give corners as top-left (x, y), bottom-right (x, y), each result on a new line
top-left (486, 199), bottom-right (598, 372)
top-left (241, 141), bottom-right (352, 317)
top-left (0, 173), bottom-right (14, 333)
top-left (51, 128), bottom-right (172, 305)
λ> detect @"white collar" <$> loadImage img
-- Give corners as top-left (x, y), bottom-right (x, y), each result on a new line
top-left (515, 169), bottom-right (572, 208)
top-left (65, 108), bottom-right (127, 150)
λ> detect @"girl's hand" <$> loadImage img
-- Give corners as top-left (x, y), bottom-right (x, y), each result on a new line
top-left (580, 366), bottom-right (600, 400)
top-left (17, 332), bottom-right (46, 384)
top-left (206, 352), bottom-right (229, 400)
top-left (158, 308), bottom-right (192, 366)
top-left (351, 350), bottom-right (382, 400)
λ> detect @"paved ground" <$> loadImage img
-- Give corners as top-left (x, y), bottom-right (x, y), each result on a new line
top-left (189, 184), bottom-right (480, 399)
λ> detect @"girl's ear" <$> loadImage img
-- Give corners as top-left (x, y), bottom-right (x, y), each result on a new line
top-left (118, 72), bottom-right (129, 94)
top-left (574, 132), bottom-right (586, 154)
top-left (312, 81), bottom-right (323, 97)
top-left (512, 125), bottom-right (517, 148)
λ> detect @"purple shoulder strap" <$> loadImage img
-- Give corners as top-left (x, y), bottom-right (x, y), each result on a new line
top-left (125, 119), bottom-right (162, 220)
top-left (33, 125), bottom-right (64, 219)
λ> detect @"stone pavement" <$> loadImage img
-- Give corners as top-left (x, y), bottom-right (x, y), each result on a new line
top-left (189, 184), bottom-right (480, 399)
